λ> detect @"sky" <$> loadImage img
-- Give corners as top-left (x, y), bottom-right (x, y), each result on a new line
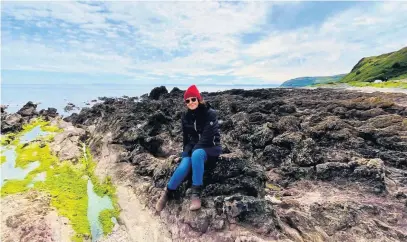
top-left (1, 0), bottom-right (407, 86)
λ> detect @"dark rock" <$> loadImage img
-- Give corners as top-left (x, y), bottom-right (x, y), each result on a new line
top-left (278, 104), bottom-right (296, 114)
top-left (17, 101), bottom-right (37, 117)
top-left (140, 93), bottom-right (149, 99)
top-left (39, 108), bottom-right (58, 118)
top-left (291, 138), bottom-right (322, 166)
top-left (215, 195), bottom-right (282, 233)
top-left (63, 113), bottom-right (78, 123)
top-left (6, 214), bottom-right (23, 228)
top-left (395, 191), bottom-right (407, 199)
top-left (277, 116), bottom-right (300, 133)
top-left (1, 104), bottom-right (8, 113)
top-left (281, 209), bottom-right (315, 233)
top-left (170, 87), bottom-right (182, 94)
top-left (254, 144), bottom-right (288, 169)
top-left (64, 103), bottom-right (77, 112)
top-left (315, 162), bottom-right (353, 180)
top-left (1, 113), bottom-right (23, 133)
top-left (368, 114), bottom-right (404, 129)
top-left (310, 202), bottom-right (359, 236)
top-left (149, 86), bottom-right (168, 100)
top-left (272, 132), bottom-right (304, 149)
top-left (202, 156), bottom-right (267, 198)
top-left (249, 123), bottom-right (275, 148)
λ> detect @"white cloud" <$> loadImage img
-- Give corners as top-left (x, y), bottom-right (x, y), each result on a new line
top-left (1, 1), bottom-right (407, 85)
top-left (2, 40), bottom-right (135, 75)
top-left (2, 1), bottom-right (270, 78)
top-left (102, 1), bottom-right (270, 52)
top-left (233, 1), bottom-right (407, 82)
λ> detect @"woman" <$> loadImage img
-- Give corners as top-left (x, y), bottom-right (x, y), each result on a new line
top-left (156, 84), bottom-right (222, 211)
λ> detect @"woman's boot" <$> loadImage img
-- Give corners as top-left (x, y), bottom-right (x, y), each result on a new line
top-left (189, 185), bottom-right (202, 211)
top-left (156, 188), bottom-right (171, 212)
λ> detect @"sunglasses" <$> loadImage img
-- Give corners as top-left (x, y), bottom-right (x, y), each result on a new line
top-left (185, 97), bottom-right (198, 104)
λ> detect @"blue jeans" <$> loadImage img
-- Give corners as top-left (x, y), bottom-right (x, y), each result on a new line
top-left (167, 147), bottom-right (221, 190)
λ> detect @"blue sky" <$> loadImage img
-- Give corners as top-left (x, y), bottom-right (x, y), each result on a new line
top-left (2, 1), bottom-right (407, 85)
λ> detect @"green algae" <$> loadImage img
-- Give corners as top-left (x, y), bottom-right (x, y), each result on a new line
top-left (1, 155), bottom-right (6, 165)
top-left (99, 208), bottom-right (119, 235)
top-left (1, 117), bottom-right (62, 146)
top-left (81, 145), bottom-right (120, 236)
top-left (1, 118), bottom-right (119, 241)
top-left (34, 144), bottom-right (119, 241)
top-left (0, 139), bottom-right (59, 197)
top-left (266, 183), bottom-right (281, 191)
top-left (1, 119), bottom-right (58, 194)
top-left (36, 161), bottom-right (91, 241)
top-left (94, 175), bottom-right (120, 236)
top-left (22, 117), bottom-right (63, 134)
top-left (15, 142), bottom-right (57, 169)
top-left (1, 179), bottom-right (33, 196)
top-left (84, 148), bottom-right (117, 199)
top-left (20, 118), bottom-right (62, 143)
top-left (1, 133), bottom-right (19, 146)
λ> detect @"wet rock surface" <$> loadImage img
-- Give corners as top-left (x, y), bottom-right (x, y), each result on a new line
top-left (64, 102), bottom-right (79, 112)
top-left (65, 87), bottom-right (407, 241)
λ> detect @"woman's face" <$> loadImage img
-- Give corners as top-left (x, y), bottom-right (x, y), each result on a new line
top-left (185, 97), bottom-right (199, 110)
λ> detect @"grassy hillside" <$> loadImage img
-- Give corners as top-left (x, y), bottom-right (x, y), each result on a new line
top-left (341, 46), bottom-right (407, 83)
top-left (280, 74), bottom-right (346, 87)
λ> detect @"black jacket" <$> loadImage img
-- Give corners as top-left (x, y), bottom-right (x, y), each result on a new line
top-left (182, 103), bottom-right (221, 155)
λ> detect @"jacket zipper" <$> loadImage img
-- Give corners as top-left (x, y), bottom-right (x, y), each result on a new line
top-left (194, 120), bottom-right (201, 140)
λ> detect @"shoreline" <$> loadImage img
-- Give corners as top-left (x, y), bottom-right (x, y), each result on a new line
top-left (2, 84), bottom-right (407, 114)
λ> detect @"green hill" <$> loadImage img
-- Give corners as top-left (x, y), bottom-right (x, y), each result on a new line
top-left (341, 46), bottom-right (407, 83)
top-left (280, 74), bottom-right (346, 87)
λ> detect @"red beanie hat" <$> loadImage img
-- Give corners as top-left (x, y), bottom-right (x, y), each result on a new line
top-left (184, 85), bottom-right (202, 101)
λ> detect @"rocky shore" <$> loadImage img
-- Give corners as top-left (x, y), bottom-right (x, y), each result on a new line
top-left (2, 86), bottom-right (407, 242)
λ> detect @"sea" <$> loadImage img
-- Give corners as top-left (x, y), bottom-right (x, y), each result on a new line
top-left (1, 83), bottom-right (280, 116)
